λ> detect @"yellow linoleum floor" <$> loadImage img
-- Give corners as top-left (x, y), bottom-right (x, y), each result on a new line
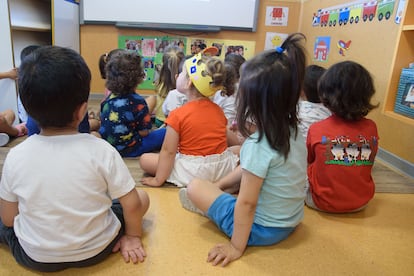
top-left (1, 187), bottom-right (413, 276)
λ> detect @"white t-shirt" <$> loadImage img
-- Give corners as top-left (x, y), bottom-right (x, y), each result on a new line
top-left (162, 89), bottom-right (187, 117)
top-left (297, 100), bottom-right (331, 139)
top-left (0, 133), bottom-right (136, 262)
top-left (213, 90), bottom-right (237, 126)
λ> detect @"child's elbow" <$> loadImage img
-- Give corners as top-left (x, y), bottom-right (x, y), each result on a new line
top-left (2, 218), bottom-right (14, 227)
top-left (238, 199), bottom-right (257, 213)
top-left (139, 129), bottom-right (150, 137)
top-left (0, 213), bottom-right (15, 227)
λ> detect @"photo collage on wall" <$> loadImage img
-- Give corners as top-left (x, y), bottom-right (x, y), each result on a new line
top-left (187, 38), bottom-right (255, 60)
top-left (120, 36), bottom-right (186, 90)
top-left (119, 35), bottom-right (255, 90)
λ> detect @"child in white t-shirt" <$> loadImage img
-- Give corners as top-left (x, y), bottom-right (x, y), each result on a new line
top-left (0, 46), bottom-right (149, 272)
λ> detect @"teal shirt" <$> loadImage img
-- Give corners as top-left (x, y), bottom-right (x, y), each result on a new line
top-left (240, 130), bottom-right (307, 228)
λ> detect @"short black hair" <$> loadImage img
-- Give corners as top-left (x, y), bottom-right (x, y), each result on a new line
top-left (318, 61), bottom-right (378, 121)
top-left (105, 50), bottom-right (144, 96)
top-left (20, 45), bottom-right (41, 61)
top-left (18, 46), bottom-right (91, 128)
top-left (303, 65), bottom-right (326, 103)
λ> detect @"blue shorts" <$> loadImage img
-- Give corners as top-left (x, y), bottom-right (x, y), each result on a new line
top-left (121, 128), bottom-right (166, 157)
top-left (207, 193), bottom-right (295, 246)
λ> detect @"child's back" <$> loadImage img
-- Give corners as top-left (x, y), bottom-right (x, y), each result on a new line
top-left (183, 33), bottom-right (308, 267)
top-left (139, 53), bottom-right (239, 187)
top-left (306, 61), bottom-right (379, 213)
top-left (3, 134), bottom-right (132, 260)
top-left (98, 50), bottom-right (165, 157)
top-left (148, 45), bottom-right (185, 127)
top-left (167, 98), bottom-right (227, 156)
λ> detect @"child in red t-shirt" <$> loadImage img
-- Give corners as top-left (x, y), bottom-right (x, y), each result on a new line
top-left (306, 61), bottom-right (379, 213)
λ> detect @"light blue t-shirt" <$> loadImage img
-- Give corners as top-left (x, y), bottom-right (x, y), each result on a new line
top-left (240, 130), bottom-right (307, 228)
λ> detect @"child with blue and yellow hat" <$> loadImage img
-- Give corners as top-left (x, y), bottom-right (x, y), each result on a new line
top-left (139, 51), bottom-right (239, 190)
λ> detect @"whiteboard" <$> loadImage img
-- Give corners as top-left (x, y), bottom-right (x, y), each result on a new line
top-left (53, 0), bottom-right (80, 52)
top-left (80, 0), bottom-right (259, 32)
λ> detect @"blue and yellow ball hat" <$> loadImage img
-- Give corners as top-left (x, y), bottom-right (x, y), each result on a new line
top-left (185, 51), bottom-right (223, 97)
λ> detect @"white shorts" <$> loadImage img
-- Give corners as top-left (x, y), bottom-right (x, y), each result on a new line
top-left (167, 149), bottom-right (239, 187)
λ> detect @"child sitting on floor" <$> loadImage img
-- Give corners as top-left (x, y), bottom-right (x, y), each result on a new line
top-left (0, 46), bottom-right (149, 272)
top-left (146, 45), bottom-right (185, 127)
top-left (96, 50), bottom-right (166, 157)
top-left (297, 64), bottom-right (331, 139)
top-left (0, 69), bottom-right (27, 146)
top-left (139, 53), bottom-right (239, 187)
top-left (305, 60), bottom-right (379, 213)
top-left (183, 33), bottom-right (308, 267)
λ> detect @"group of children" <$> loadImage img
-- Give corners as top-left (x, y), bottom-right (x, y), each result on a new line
top-left (0, 32), bottom-right (379, 271)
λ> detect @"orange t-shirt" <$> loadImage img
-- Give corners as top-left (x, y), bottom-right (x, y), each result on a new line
top-left (166, 99), bottom-right (228, 156)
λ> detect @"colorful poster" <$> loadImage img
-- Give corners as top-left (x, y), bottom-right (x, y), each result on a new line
top-left (265, 6), bottom-right (289, 26)
top-left (264, 32), bottom-right (288, 50)
top-left (313, 36), bottom-right (331, 62)
top-left (311, 0), bottom-right (396, 27)
top-left (119, 36), bottom-right (186, 90)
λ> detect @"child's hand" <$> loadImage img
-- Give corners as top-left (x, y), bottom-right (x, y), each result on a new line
top-left (229, 120), bottom-right (238, 132)
top-left (207, 242), bottom-right (243, 267)
top-left (112, 235), bottom-right (146, 264)
top-left (3, 68), bottom-right (18, 80)
top-left (141, 177), bottom-right (162, 187)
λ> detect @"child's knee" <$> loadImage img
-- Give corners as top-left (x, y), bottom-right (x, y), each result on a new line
top-left (187, 178), bottom-right (206, 199)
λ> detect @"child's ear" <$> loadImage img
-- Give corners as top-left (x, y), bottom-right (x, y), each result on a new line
top-left (74, 102), bottom-right (88, 123)
top-left (186, 78), bottom-right (194, 90)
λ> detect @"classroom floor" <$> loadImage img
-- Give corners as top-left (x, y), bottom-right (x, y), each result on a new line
top-left (0, 98), bottom-right (413, 275)
top-left (0, 187), bottom-right (413, 276)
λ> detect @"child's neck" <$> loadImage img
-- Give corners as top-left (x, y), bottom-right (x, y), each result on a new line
top-left (40, 123), bottom-right (79, 136)
top-left (186, 90), bottom-right (207, 102)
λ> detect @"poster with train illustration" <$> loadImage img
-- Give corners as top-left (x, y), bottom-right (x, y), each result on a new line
top-left (312, 0), bottom-right (397, 27)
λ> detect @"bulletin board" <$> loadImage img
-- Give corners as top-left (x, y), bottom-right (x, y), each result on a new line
top-left (118, 35), bottom-right (256, 90)
top-left (118, 36), bottom-right (186, 89)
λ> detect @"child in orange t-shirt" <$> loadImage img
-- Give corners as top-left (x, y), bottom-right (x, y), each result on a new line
top-left (139, 54), bottom-right (239, 187)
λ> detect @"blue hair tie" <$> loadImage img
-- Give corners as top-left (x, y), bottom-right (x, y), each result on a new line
top-left (275, 46), bottom-right (284, 54)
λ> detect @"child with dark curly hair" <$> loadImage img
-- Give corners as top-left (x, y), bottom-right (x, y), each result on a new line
top-left (306, 61), bottom-right (379, 213)
top-left (96, 50), bottom-right (165, 157)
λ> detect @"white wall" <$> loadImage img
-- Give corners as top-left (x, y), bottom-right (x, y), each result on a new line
top-left (0, 0), bottom-right (19, 123)
top-left (81, 0), bottom-right (259, 31)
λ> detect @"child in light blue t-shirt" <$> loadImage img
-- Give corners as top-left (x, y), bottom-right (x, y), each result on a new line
top-left (180, 33), bottom-right (308, 267)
